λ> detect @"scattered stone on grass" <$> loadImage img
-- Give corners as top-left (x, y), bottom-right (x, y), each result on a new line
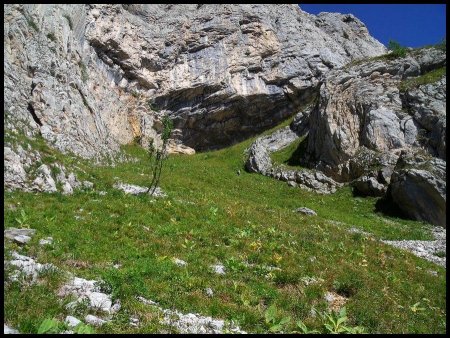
top-left (4, 324), bottom-right (20, 334)
top-left (381, 226), bottom-right (446, 268)
top-left (136, 296), bottom-right (159, 306)
top-left (348, 227), bottom-right (374, 237)
top-left (113, 182), bottom-right (166, 197)
top-left (129, 316), bottom-right (140, 327)
top-left (85, 314), bottom-right (107, 327)
top-left (39, 237), bottom-right (53, 245)
top-left (6, 251), bottom-right (56, 283)
top-left (324, 291), bottom-right (348, 312)
top-left (173, 258), bottom-right (187, 267)
top-left (4, 228), bottom-right (36, 244)
top-left (287, 181), bottom-right (297, 188)
top-left (210, 264), bottom-right (226, 275)
top-left (205, 288), bottom-right (214, 297)
top-left (301, 276), bottom-right (324, 286)
top-left (137, 296), bottom-right (246, 333)
top-left (65, 316), bottom-right (81, 328)
top-left (58, 277), bottom-right (114, 313)
top-left (295, 207), bottom-right (317, 216)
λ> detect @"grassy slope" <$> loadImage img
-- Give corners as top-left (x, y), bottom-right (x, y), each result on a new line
top-left (3, 122), bottom-right (446, 334)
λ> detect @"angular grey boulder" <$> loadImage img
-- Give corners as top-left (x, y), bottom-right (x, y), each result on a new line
top-left (4, 228), bottom-right (37, 245)
top-left (295, 207), bottom-right (317, 216)
top-left (388, 153), bottom-right (446, 227)
top-left (352, 176), bottom-right (386, 197)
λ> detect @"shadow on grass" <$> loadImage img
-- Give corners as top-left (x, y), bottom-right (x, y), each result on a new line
top-left (374, 194), bottom-right (410, 220)
top-left (284, 135), bottom-right (308, 167)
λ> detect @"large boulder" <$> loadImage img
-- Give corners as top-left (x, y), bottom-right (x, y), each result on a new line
top-left (388, 152), bottom-right (446, 227)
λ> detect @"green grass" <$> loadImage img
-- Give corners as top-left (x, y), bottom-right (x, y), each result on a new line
top-left (3, 123), bottom-right (446, 334)
top-left (343, 43), bottom-right (445, 71)
top-left (270, 135), bottom-right (308, 170)
top-left (399, 66), bottom-right (446, 92)
top-left (79, 61), bottom-right (89, 83)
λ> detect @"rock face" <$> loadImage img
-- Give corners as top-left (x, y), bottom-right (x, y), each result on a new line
top-left (4, 145), bottom-right (87, 194)
top-left (388, 151), bottom-right (446, 227)
top-left (4, 4), bottom-right (386, 161)
top-left (304, 47), bottom-right (446, 183)
top-left (299, 47), bottom-right (446, 224)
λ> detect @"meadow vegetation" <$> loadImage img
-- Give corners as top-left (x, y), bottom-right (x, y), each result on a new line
top-left (3, 118), bottom-right (446, 334)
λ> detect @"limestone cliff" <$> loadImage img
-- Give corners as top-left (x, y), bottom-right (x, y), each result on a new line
top-left (4, 4), bottom-right (386, 159)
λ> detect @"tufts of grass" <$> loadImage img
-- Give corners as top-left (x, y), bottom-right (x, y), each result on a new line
top-left (399, 66), bottom-right (446, 92)
top-left (78, 61), bottom-right (89, 83)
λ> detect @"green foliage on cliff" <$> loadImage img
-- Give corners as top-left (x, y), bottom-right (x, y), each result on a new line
top-left (399, 66), bottom-right (446, 92)
top-left (387, 40), bottom-right (408, 58)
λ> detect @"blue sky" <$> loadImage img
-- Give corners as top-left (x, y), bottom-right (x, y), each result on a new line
top-left (299, 4), bottom-right (446, 48)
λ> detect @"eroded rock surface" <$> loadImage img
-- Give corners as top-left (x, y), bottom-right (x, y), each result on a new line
top-left (304, 47), bottom-right (445, 183)
top-left (4, 4), bottom-right (386, 162)
top-left (4, 144), bottom-right (87, 194)
top-left (388, 151), bottom-right (446, 227)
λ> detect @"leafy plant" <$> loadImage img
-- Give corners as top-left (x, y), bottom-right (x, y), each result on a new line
top-left (73, 322), bottom-right (95, 334)
top-left (264, 304), bottom-right (291, 333)
top-left (146, 114), bottom-right (173, 195)
top-left (295, 320), bottom-right (320, 334)
top-left (15, 209), bottom-right (30, 228)
top-left (322, 307), bottom-right (365, 334)
top-left (387, 39), bottom-right (407, 58)
top-left (181, 238), bottom-right (196, 251)
top-left (225, 257), bottom-right (246, 273)
top-left (37, 318), bottom-right (62, 334)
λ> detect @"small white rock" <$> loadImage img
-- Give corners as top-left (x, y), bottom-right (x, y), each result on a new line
top-left (173, 258), bottom-right (187, 267)
top-left (211, 264), bottom-right (226, 275)
top-left (324, 292), bottom-right (335, 303)
top-left (65, 315), bottom-right (81, 328)
top-left (111, 300), bottom-right (121, 313)
top-left (205, 288), bottom-right (214, 297)
top-left (4, 324), bottom-right (20, 334)
top-left (39, 237), bottom-right (53, 245)
top-left (136, 296), bottom-right (159, 306)
top-left (12, 235), bottom-right (32, 244)
top-left (84, 315), bottom-right (106, 327)
top-left (87, 292), bottom-right (112, 312)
